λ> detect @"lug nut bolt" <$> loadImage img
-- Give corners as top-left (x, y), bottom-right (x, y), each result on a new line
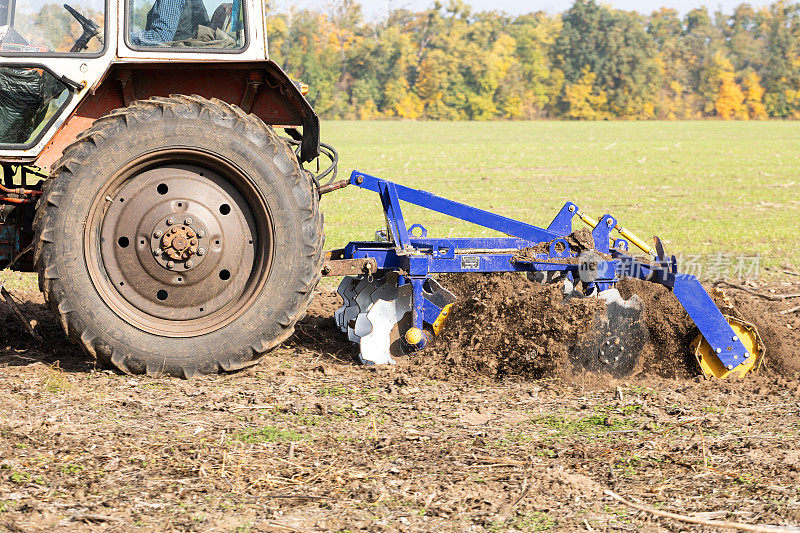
top-left (197, 230), bottom-right (205, 238)
top-left (185, 217), bottom-right (193, 225)
top-left (197, 248), bottom-right (206, 256)
top-left (153, 248), bottom-right (162, 256)
top-left (166, 217), bottom-right (175, 225)
top-left (190, 239), bottom-right (197, 245)
top-left (185, 260), bottom-right (194, 268)
top-left (167, 261), bottom-right (174, 268)
top-left (154, 230), bottom-right (163, 238)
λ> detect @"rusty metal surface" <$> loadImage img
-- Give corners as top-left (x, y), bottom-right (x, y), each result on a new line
top-left (85, 150), bottom-right (274, 336)
top-left (321, 258), bottom-right (378, 277)
top-left (317, 179), bottom-right (350, 195)
top-left (33, 62), bottom-right (319, 170)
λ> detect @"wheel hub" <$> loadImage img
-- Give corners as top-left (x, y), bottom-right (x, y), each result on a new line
top-left (93, 161), bottom-right (268, 327)
top-left (151, 216), bottom-right (208, 271)
top-left (598, 336), bottom-right (624, 366)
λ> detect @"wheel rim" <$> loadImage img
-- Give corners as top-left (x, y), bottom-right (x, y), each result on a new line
top-left (84, 150), bottom-right (274, 337)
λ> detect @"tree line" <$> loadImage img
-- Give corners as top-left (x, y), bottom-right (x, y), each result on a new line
top-left (265, 0), bottom-right (800, 120)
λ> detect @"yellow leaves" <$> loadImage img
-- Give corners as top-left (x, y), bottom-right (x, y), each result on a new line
top-left (313, 13), bottom-right (362, 55)
top-left (356, 99), bottom-right (381, 120)
top-left (702, 51), bottom-right (766, 120)
top-left (385, 80), bottom-right (424, 119)
top-left (715, 77), bottom-right (745, 119)
top-left (742, 71), bottom-right (768, 120)
top-left (394, 94), bottom-right (424, 120)
top-left (490, 34), bottom-right (518, 82)
top-left (414, 50), bottom-right (449, 102)
top-left (564, 67), bottom-right (609, 120)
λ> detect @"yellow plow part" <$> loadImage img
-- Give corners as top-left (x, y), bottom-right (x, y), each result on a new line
top-left (691, 315), bottom-right (765, 379)
top-left (576, 211), bottom-right (655, 256)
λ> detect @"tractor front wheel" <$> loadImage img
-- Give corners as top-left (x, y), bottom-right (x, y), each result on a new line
top-left (34, 96), bottom-right (323, 377)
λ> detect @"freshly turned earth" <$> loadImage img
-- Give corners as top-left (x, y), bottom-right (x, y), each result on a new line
top-left (0, 274), bottom-right (798, 531)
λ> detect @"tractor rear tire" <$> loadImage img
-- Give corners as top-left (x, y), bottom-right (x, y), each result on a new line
top-left (33, 95), bottom-right (324, 377)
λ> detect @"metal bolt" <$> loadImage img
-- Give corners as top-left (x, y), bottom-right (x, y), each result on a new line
top-left (167, 261), bottom-right (174, 268)
top-left (166, 217), bottom-right (175, 225)
top-left (197, 248), bottom-right (205, 256)
top-left (732, 335), bottom-right (738, 342)
top-left (569, 205), bottom-right (576, 213)
top-left (185, 260), bottom-right (194, 269)
top-left (154, 230), bottom-right (163, 238)
top-left (715, 347), bottom-right (722, 354)
top-left (726, 364), bottom-right (734, 370)
top-left (619, 346), bottom-right (624, 352)
top-left (190, 239), bottom-right (197, 245)
top-left (185, 217), bottom-right (193, 225)
top-left (733, 355), bottom-right (739, 360)
top-left (153, 248), bottom-right (162, 256)
top-left (197, 230), bottom-right (205, 238)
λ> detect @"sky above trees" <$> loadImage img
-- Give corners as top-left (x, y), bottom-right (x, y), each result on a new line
top-left (276, 0), bottom-right (778, 19)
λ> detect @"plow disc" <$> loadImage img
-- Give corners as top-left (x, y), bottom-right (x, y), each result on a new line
top-left (692, 316), bottom-right (765, 379)
top-left (570, 289), bottom-right (648, 378)
top-left (335, 275), bottom-right (455, 365)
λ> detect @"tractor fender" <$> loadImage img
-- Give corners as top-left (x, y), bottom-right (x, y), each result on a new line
top-left (35, 60), bottom-right (319, 171)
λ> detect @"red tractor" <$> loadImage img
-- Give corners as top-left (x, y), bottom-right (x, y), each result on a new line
top-left (1, 0), bottom-right (326, 376)
top-left (0, 0), bottom-right (765, 381)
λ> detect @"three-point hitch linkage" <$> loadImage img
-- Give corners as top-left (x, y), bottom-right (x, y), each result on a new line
top-left (323, 171), bottom-right (764, 379)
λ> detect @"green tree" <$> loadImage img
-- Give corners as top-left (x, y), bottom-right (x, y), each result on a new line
top-left (554, 0), bottom-right (660, 118)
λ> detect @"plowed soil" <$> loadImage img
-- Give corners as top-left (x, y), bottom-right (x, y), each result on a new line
top-left (0, 273), bottom-right (798, 532)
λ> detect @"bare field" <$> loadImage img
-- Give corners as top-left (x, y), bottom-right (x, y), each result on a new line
top-left (0, 279), bottom-right (798, 532)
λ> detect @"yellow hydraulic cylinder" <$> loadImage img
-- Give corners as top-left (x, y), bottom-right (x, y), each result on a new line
top-left (576, 211), bottom-right (654, 257)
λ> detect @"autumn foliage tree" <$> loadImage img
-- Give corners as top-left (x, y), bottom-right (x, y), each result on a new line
top-left (265, 0), bottom-right (800, 120)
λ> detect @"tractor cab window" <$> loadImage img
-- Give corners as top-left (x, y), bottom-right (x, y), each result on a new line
top-left (1, 0), bottom-right (9, 26)
top-left (0, 67), bottom-right (70, 146)
top-left (128, 0), bottom-right (245, 50)
top-left (0, 0), bottom-right (105, 54)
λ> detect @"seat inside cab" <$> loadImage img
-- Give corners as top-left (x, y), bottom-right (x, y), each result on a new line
top-left (129, 0), bottom-right (243, 49)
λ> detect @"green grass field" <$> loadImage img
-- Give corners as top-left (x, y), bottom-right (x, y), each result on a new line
top-left (321, 120), bottom-right (800, 276)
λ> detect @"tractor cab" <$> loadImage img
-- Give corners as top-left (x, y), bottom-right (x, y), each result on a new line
top-left (0, 0), bottom-right (316, 167)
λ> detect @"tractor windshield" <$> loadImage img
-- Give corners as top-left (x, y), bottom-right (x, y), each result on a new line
top-left (128, 0), bottom-right (244, 50)
top-left (0, 0), bottom-right (104, 54)
top-left (1, 0), bottom-right (10, 26)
